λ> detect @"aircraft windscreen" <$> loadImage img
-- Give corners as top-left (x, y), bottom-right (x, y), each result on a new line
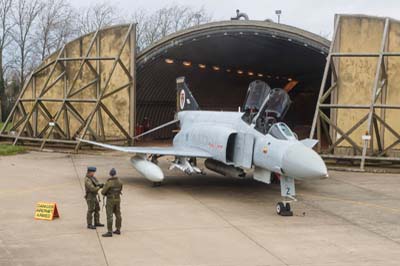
top-left (268, 122), bottom-right (295, 140)
top-left (243, 80), bottom-right (271, 111)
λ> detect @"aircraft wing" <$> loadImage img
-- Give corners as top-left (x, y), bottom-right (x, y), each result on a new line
top-left (78, 139), bottom-right (212, 158)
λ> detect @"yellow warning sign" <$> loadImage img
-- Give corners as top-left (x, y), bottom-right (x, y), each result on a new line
top-left (34, 202), bottom-right (59, 220)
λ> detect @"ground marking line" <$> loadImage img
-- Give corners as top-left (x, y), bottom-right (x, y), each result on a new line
top-left (70, 155), bottom-right (109, 266)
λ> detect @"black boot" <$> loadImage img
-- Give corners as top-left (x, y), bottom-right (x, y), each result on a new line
top-left (87, 224), bottom-right (96, 229)
top-left (102, 232), bottom-right (112, 237)
top-left (95, 223), bottom-right (104, 227)
top-left (113, 229), bottom-right (121, 235)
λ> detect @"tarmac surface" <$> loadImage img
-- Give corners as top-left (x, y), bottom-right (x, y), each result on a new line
top-left (1, 151), bottom-right (400, 266)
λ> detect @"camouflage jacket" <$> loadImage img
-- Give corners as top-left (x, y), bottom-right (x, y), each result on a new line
top-left (85, 175), bottom-right (101, 200)
top-left (101, 177), bottom-right (123, 199)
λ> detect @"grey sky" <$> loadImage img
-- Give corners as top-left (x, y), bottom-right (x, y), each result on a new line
top-left (69, 0), bottom-right (400, 38)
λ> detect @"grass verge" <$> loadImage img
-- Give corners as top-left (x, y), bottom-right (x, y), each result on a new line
top-left (0, 122), bottom-right (11, 131)
top-left (0, 122), bottom-right (25, 155)
top-left (0, 144), bottom-right (25, 156)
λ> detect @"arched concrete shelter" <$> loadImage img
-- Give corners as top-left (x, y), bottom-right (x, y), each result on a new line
top-left (136, 20), bottom-right (330, 139)
top-left (1, 20), bottom-right (330, 149)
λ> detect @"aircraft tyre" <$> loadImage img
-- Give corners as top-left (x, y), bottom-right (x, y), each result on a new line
top-left (276, 202), bottom-right (285, 215)
top-left (276, 202), bottom-right (293, 216)
top-left (152, 182), bottom-right (162, 187)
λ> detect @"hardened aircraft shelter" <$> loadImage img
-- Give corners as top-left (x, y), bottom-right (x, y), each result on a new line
top-left (2, 16), bottom-right (400, 169)
top-left (0, 20), bottom-right (330, 151)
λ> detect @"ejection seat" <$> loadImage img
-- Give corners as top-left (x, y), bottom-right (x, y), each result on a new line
top-left (242, 80), bottom-right (271, 124)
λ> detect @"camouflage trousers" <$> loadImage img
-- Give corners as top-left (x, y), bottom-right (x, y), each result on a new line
top-left (105, 198), bottom-right (122, 232)
top-left (86, 198), bottom-right (100, 225)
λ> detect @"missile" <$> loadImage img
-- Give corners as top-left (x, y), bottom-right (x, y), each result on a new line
top-left (130, 156), bottom-right (164, 182)
top-left (205, 159), bottom-right (246, 178)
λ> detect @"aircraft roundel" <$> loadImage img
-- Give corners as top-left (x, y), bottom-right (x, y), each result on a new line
top-left (179, 89), bottom-right (186, 110)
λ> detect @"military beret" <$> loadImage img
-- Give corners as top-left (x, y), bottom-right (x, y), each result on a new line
top-left (109, 168), bottom-right (116, 176)
top-left (87, 166), bottom-right (97, 172)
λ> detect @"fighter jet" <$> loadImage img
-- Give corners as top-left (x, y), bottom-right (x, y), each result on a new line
top-left (79, 77), bottom-right (328, 216)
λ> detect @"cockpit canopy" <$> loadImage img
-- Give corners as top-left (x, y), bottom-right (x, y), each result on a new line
top-left (243, 80), bottom-right (271, 111)
top-left (263, 89), bottom-right (291, 120)
top-left (242, 80), bottom-right (291, 134)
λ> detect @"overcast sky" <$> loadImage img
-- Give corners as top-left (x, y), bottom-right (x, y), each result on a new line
top-left (69, 0), bottom-right (400, 38)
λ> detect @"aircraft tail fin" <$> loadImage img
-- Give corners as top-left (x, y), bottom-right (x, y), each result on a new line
top-left (176, 77), bottom-right (200, 111)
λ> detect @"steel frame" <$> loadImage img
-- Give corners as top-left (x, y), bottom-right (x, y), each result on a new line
top-left (0, 24), bottom-right (136, 151)
top-left (310, 15), bottom-right (400, 170)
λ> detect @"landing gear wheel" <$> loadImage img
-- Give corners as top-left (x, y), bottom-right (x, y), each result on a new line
top-left (152, 182), bottom-right (162, 187)
top-left (276, 202), bottom-right (293, 216)
top-left (276, 202), bottom-right (285, 215)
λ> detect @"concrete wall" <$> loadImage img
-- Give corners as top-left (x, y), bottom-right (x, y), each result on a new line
top-left (334, 16), bottom-right (400, 153)
top-left (385, 20), bottom-right (400, 149)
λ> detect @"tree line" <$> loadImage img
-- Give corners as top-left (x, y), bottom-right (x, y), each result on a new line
top-left (0, 0), bottom-right (212, 121)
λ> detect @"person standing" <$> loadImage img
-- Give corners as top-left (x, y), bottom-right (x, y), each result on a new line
top-left (84, 166), bottom-right (104, 229)
top-left (101, 168), bottom-right (123, 237)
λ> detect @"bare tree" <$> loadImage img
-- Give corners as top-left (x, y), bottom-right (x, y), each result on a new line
top-left (76, 2), bottom-right (121, 35)
top-left (171, 6), bottom-right (211, 31)
top-left (11, 0), bottom-right (42, 86)
top-left (133, 5), bottom-right (212, 50)
top-left (130, 9), bottom-right (146, 50)
top-left (34, 0), bottom-right (75, 61)
top-left (0, 0), bottom-right (13, 121)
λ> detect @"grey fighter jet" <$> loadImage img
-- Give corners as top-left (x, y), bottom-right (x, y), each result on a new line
top-left (79, 77), bottom-right (328, 216)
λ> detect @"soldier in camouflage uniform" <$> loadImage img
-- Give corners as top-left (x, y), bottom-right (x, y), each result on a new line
top-left (84, 166), bottom-right (104, 229)
top-left (101, 168), bottom-right (123, 237)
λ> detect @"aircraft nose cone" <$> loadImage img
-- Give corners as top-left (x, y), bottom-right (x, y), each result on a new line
top-left (282, 143), bottom-right (328, 179)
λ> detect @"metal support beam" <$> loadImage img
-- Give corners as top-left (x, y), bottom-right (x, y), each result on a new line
top-left (75, 24), bottom-right (134, 151)
top-left (310, 15), bottom-right (341, 139)
top-left (1, 24), bottom-right (136, 151)
top-left (360, 18), bottom-right (390, 170)
top-left (129, 23), bottom-right (137, 144)
top-left (310, 16), bottom-right (400, 169)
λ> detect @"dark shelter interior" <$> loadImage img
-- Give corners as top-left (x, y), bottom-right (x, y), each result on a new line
top-left (135, 21), bottom-right (330, 140)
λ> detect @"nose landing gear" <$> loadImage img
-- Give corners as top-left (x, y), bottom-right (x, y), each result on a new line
top-left (276, 201), bottom-right (293, 216)
top-left (277, 176), bottom-right (296, 216)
